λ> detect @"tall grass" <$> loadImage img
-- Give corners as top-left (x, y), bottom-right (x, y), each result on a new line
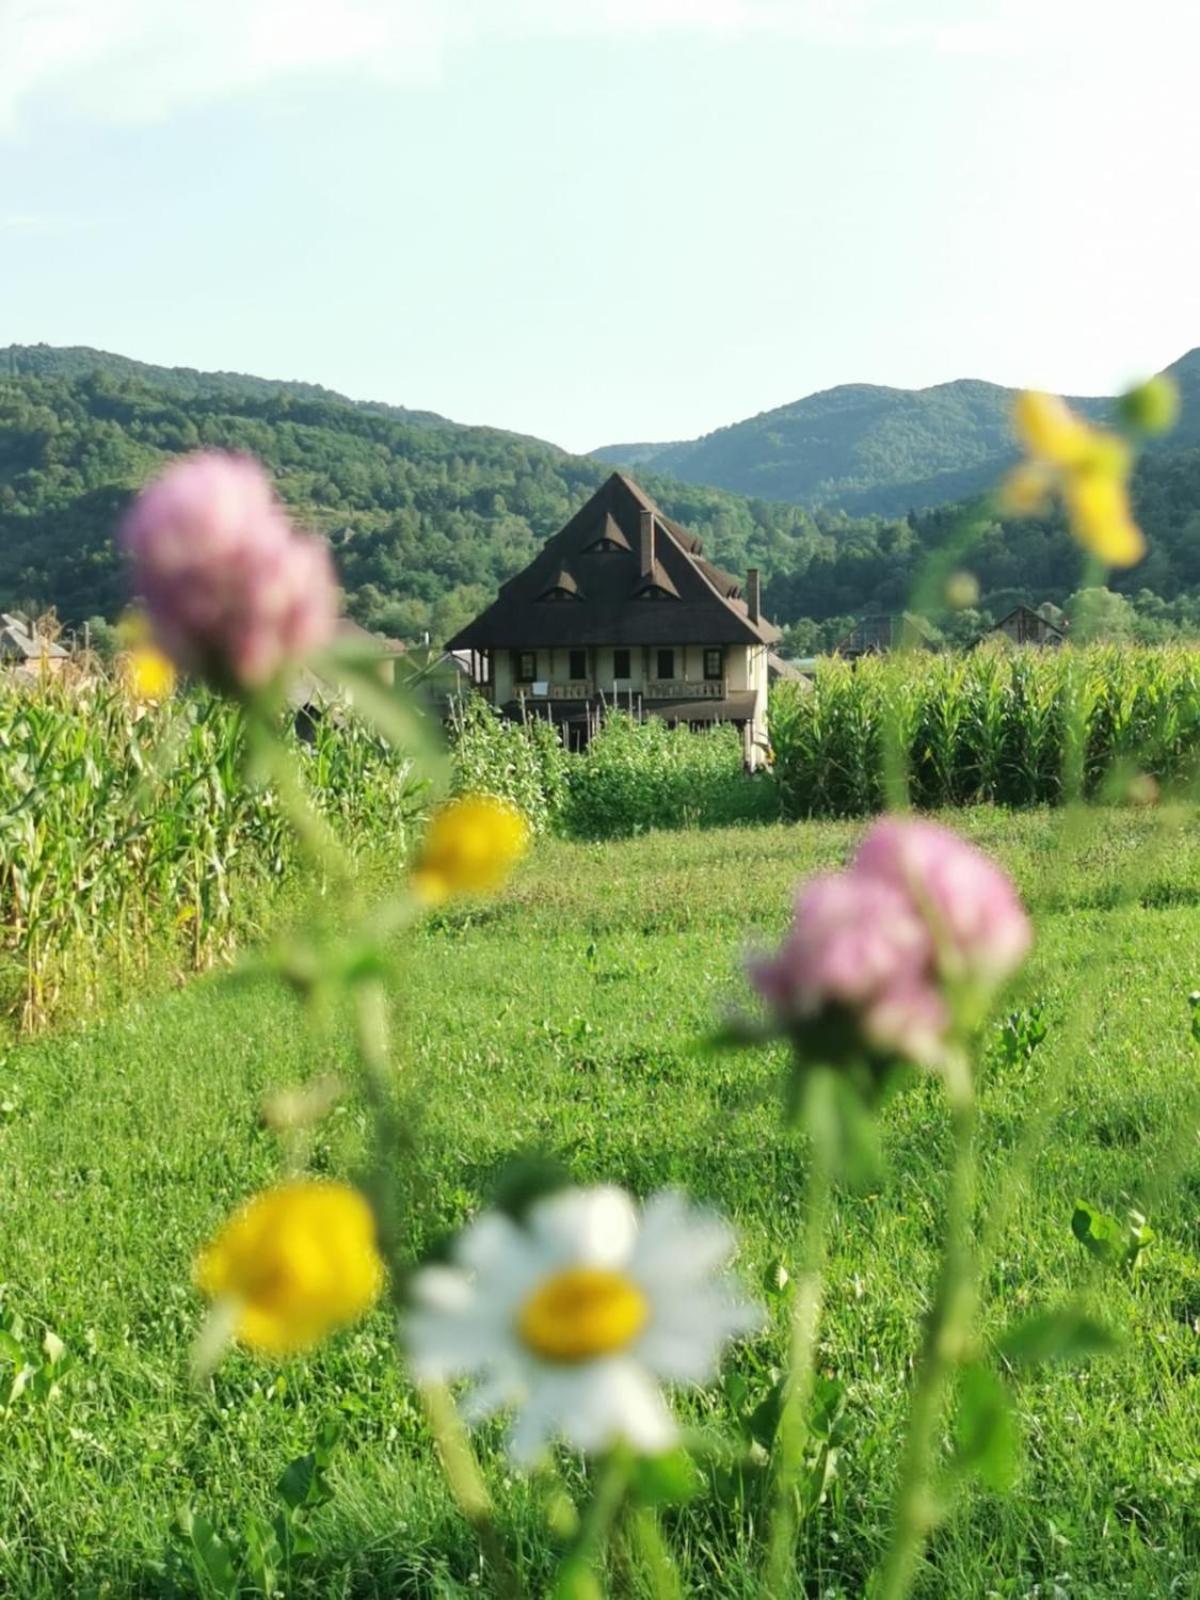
top-left (0, 673), bottom-right (423, 1030)
top-left (773, 644), bottom-right (1200, 817)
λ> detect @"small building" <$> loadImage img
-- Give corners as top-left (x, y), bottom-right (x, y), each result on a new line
top-left (0, 612), bottom-right (68, 675)
top-left (445, 473), bottom-right (781, 766)
top-left (835, 613), bottom-right (934, 659)
top-left (333, 618), bottom-right (407, 686)
top-left (985, 605), bottom-right (1067, 648)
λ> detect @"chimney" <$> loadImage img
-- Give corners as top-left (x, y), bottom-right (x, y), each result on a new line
top-left (640, 509), bottom-right (655, 577)
top-left (746, 567), bottom-right (761, 623)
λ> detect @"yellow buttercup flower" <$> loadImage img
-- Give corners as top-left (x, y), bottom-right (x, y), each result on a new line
top-left (1012, 390), bottom-right (1096, 469)
top-left (1003, 391), bottom-right (1145, 569)
top-left (194, 1180), bottom-right (383, 1356)
top-left (125, 644), bottom-right (176, 702)
top-left (411, 794), bottom-right (530, 904)
top-left (1062, 468), bottom-right (1144, 568)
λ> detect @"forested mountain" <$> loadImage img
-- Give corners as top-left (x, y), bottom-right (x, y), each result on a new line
top-left (2, 344), bottom-right (1199, 649)
top-left (0, 348), bottom-right (825, 641)
top-left (594, 350), bottom-right (1200, 516)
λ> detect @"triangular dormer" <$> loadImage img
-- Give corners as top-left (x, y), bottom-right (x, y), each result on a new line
top-left (583, 513), bottom-right (631, 554)
top-left (632, 562), bottom-right (680, 600)
top-left (539, 566), bottom-right (582, 602)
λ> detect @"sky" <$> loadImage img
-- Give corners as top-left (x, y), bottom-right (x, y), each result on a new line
top-left (2, 0), bottom-right (1199, 453)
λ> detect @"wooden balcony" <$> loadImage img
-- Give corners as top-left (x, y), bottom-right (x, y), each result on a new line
top-left (645, 679), bottom-right (725, 700)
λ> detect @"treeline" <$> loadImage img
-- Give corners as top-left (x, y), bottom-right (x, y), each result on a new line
top-left (3, 357), bottom-right (1200, 644)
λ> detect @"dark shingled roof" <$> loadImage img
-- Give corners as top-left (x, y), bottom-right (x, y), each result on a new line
top-left (447, 473), bottom-right (781, 651)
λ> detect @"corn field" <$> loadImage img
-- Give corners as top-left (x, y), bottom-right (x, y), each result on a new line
top-left (772, 644), bottom-right (1200, 817)
top-left (0, 673), bottom-right (423, 1031)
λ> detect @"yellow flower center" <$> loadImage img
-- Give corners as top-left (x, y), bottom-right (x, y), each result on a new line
top-left (517, 1267), bottom-right (648, 1363)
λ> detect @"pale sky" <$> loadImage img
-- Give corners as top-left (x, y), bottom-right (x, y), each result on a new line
top-left (2, 0), bottom-right (1198, 453)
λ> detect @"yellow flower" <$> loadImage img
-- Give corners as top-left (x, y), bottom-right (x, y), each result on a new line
top-left (1063, 468), bottom-right (1145, 567)
top-left (1012, 390), bottom-right (1096, 469)
top-left (1004, 390), bottom-right (1145, 569)
top-left (194, 1180), bottom-right (383, 1355)
top-left (125, 644), bottom-right (176, 701)
top-left (411, 794), bottom-right (530, 904)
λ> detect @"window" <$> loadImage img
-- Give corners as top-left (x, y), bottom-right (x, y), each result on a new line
top-left (656, 649), bottom-right (675, 681)
top-left (704, 648), bottom-right (723, 681)
top-left (613, 648), bottom-right (631, 680)
top-left (569, 649), bottom-right (587, 681)
top-left (514, 651), bottom-right (536, 683)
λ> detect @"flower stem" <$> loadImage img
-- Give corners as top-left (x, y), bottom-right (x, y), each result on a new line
top-left (875, 1096), bottom-right (978, 1600)
top-left (553, 1451), bottom-right (633, 1599)
top-left (763, 1068), bottom-right (836, 1597)
top-left (627, 1505), bottom-right (684, 1600)
top-left (420, 1379), bottom-right (523, 1599)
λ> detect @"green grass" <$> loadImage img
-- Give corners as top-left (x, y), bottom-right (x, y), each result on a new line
top-left (3, 812), bottom-right (1200, 1596)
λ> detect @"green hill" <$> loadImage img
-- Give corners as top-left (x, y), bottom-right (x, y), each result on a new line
top-left (0, 347), bottom-right (825, 639)
top-left (593, 351), bottom-right (1200, 515)
top-left (3, 344), bottom-right (1200, 649)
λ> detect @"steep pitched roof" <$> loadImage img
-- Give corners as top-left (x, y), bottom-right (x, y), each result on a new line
top-left (0, 613), bottom-right (68, 662)
top-left (447, 473), bottom-right (780, 650)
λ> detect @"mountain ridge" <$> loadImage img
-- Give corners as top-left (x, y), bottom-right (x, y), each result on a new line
top-left (593, 353), bottom-right (1200, 515)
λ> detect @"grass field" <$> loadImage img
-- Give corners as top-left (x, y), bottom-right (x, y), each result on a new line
top-left (3, 811), bottom-right (1200, 1598)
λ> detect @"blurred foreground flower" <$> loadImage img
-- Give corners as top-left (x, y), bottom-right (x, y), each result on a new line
top-left (1001, 391), bottom-right (1144, 568)
top-left (120, 452), bottom-right (337, 694)
top-left (122, 643), bottom-right (176, 702)
top-left (750, 818), bottom-right (1030, 1082)
top-left (411, 793), bottom-right (530, 904)
top-left (406, 1185), bottom-right (760, 1464)
top-left (195, 1179), bottom-right (383, 1357)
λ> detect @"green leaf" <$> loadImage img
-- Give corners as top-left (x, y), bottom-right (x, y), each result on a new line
top-left (186, 1513), bottom-right (239, 1597)
top-left (1071, 1201), bottom-right (1153, 1268)
top-left (629, 1447), bottom-right (703, 1507)
top-left (951, 1363), bottom-right (1017, 1492)
top-left (998, 1308), bottom-right (1119, 1366)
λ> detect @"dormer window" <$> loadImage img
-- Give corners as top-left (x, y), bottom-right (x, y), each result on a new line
top-left (539, 566), bottom-right (582, 602)
top-left (633, 560), bottom-right (679, 602)
top-left (583, 514), bottom-right (632, 554)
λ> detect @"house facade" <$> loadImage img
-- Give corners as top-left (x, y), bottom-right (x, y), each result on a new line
top-left (446, 473), bottom-right (780, 767)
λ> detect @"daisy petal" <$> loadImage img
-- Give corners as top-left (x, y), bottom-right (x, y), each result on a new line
top-left (527, 1185), bottom-right (638, 1269)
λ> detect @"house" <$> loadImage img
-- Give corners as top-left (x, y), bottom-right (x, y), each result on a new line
top-left (332, 618), bottom-right (408, 686)
top-left (835, 613), bottom-right (935, 659)
top-left (0, 612), bottom-right (68, 675)
top-left (984, 604), bottom-right (1068, 648)
top-left (445, 473), bottom-right (781, 766)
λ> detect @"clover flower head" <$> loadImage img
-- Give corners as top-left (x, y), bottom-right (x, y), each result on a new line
top-left (120, 452), bottom-right (338, 693)
top-left (412, 793), bottom-right (530, 904)
top-left (406, 1184), bottom-right (760, 1464)
top-left (195, 1179), bottom-right (383, 1356)
top-left (854, 818), bottom-right (1032, 990)
top-left (750, 817), bottom-right (1030, 1072)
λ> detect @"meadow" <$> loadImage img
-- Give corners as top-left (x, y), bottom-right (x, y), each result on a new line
top-left (3, 810), bottom-right (1200, 1598)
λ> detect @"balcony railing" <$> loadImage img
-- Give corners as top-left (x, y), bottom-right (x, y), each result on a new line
top-left (501, 678), bottom-right (727, 703)
top-left (645, 679), bottom-right (725, 700)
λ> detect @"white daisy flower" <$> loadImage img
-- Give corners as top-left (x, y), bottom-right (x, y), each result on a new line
top-left (406, 1184), bottom-right (762, 1465)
